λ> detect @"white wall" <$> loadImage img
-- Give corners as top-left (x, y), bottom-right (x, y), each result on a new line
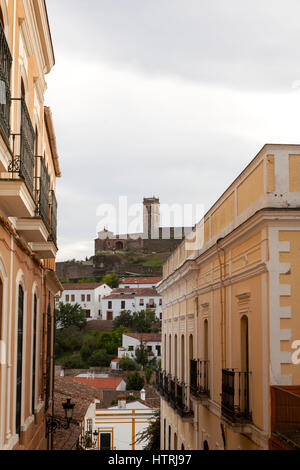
top-left (56, 284), bottom-right (112, 321)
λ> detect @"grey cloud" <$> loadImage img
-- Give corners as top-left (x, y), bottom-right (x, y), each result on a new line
top-left (48, 0), bottom-right (300, 91)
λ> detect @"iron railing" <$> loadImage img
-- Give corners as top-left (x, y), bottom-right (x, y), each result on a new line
top-left (190, 359), bottom-right (210, 398)
top-left (221, 369), bottom-right (251, 423)
top-left (156, 369), bottom-right (194, 418)
top-left (38, 156), bottom-right (50, 228)
top-left (0, 21), bottom-right (12, 140)
top-left (9, 98), bottom-right (35, 197)
top-left (50, 190), bottom-right (57, 245)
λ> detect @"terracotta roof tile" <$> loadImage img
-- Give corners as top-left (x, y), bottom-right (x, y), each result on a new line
top-left (104, 287), bottom-right (159, 300)
top-left (69, 377), bottom-right (124, 389)
top-left (53, 377), bottom-right (104, 450)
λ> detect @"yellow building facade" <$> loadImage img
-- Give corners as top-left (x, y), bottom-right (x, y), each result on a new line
top-left (157, 144), bottom-right (300, 451)
top-left (0, 0), bottom-right (62, 450)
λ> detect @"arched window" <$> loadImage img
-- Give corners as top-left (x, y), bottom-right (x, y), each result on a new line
top-left (174, 433), bottom-right (178, 450)
top-left (181, 443), bottom-right (185, 450)
top-left (16, 285), bottom-right (24, 436)
top-left (181, 335), bottom-right (185, 381)
top-left (168, 425), bottom-right (171, 450)
top-left (21, 78), bottom-right (25, 101)
top-left (31, 294), bottom-right (37, 415)
top-left (241, 315), bottom-right (249, 372)
top-left (169, 334), bottom-right (172, 374)
top-left (45, 298), bottom-right (52, 411)
top-left (204, 319), bottom-right (208, 361)
top-left (174, 335), bottom-right (178, 378)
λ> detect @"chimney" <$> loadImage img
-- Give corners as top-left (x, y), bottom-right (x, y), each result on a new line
top-left (118, 395), bottom-right (127, 409)
top-left (140, 389), bottom-right (146, 402)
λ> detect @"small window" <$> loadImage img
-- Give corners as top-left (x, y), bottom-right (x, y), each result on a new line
top-left (159, 299), bottom-right (162, 306)
top-left (121, 301), bottom-right (126, 309)
top-left (140, 299), bottom-right (144, 306)
top-left (108, 301), bottom-right (112, 309)
top-left (87, 295), bottom-right (91, 302)
top-left (65, 295), bottom-right (69, 302)
top-left (71, 295), bottom-right (75, 302)
top-left (128, 346), bottom-right (134, 352)
top-left (81, 295), bottom-right (85, 302)
top-left (87, 419), bottom-right (92, 433)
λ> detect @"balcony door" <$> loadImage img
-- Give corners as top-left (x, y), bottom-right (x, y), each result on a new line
top-left (16, 285), bottom-right (24, 436)
top-left (240, 315), bottom-right (250, 414)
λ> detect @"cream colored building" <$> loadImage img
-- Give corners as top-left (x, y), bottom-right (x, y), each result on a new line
top-left (157, 144), bottom-right (300, 451)
top-left (0, 1), bottom-right (62, 450)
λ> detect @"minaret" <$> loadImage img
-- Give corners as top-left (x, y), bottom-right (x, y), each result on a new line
top-left (143, 197), bottom-right (160, 240)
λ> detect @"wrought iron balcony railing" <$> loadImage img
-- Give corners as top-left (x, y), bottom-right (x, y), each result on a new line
top-left (0, 21), bottom-right (12, 141)
top-left (9, 98), bottom-right (35, 197)
top-left (156, 369), bottom-right (194, 418)
top-left (38, 156), bottom-right (50, 228)
top-left (190, 359), bottom-right (210, 398)
top-left (176, 381), bottom-right (194, 419)
top-left (50, 190), bottom-right (57, 245)
top-left (221, 369), bottom-right (251, 424)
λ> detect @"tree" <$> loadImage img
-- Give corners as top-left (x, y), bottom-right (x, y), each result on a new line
top-left (132, 309), bottom-right (157, 333)
top-left (55, 302), bottom-right (87, 330)
top-left (88, 350), bottom-right (112, 367)
top-left (135, 341), bottom-right (149, 369)
top-left (113, 310), bottom-right (133, 330)
top-left (135, 410), bottom-right (160, 450)
top-left (102, 274), bottom-right (119, 288)
top-left (127, 371), bottom-right (145, 391)
top-left (145, 368), bottom-right (153, 384)
top-left (119, 357), bottom-right (137, 371)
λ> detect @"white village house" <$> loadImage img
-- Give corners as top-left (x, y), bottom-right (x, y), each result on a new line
top-left (118, 333), bottom-right (162, 362)
top-left (119, 277), bottom-right (162, 289)
top-left (56, 282), bottom-right (112, 320)
top-left (102, 287), bottom-right (162, 321)
top-left (82, 394), bottom-right (158, 451)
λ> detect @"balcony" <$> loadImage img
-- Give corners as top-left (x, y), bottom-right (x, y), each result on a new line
top-left (14, 156), bottom-right (50, 243)
top-left (270, 386), bottom-right (300, 450)
top-left (156, 370), bottom-right (194, 421)
top-left (190, 359), bottom-right (210, 403)
top-left (175, 381), bottom-right (194, 421)
top-left (221, 369), bottom-right (252, 431)
top-left (0, 21), bottom-right (12, 147)
top-left (0, 98), bottom-right (36, 218)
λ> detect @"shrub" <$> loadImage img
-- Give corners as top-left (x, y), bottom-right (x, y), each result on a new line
top-left (119, 357), bottom-right (137, 371)
top-left (61, 354), bottom-right (85, 369)
top-left (88, 350), bottom-right (112, 367)
top-left (127, 372), bottom-right (145, 391)
top-left (145, 368), bottom-right (153, 384)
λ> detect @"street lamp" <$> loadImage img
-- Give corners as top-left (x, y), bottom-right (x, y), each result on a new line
top-left (46, 398), bottom-right (75, 437)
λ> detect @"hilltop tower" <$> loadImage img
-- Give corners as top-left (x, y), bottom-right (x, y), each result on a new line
top-left (143, 197), bottom-right (160, 239)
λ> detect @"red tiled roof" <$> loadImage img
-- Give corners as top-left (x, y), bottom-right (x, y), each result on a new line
top-left (120, 277), bottom-right (162, 285)
top-left (125, 332), bottom-right (162, 342)
top-left (111, 358), bottom-right (121, 363)
top-left (69, 377), bottom-right (124, 390)
top-left (62, 282), bottom-right (104, 291)
top-left (104, 287), bottom-right (159, 300)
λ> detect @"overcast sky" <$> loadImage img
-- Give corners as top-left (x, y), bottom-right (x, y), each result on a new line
top-left (45, 0), bottom-right (300, 262)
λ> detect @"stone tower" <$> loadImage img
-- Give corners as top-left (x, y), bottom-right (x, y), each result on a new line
top-left (143, 197), bottom-right (160, 239)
